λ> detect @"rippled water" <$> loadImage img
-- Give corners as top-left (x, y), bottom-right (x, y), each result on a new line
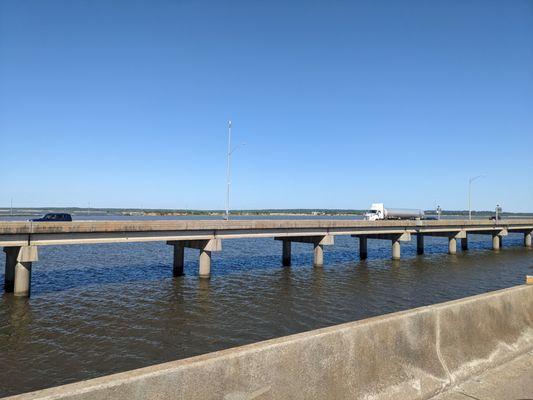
top-left (1, 217), bottom-right (532, 397)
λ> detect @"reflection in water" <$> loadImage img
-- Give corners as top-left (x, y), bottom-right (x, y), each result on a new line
top-left (0, 233), bottom-right (532, 396)
top-left (4, 297), bottom-right (32, 332)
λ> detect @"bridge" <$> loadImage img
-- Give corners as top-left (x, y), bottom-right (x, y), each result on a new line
top-left (1, 219), bottom-right (532, 297)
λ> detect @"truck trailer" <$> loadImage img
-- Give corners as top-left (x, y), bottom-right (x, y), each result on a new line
top-left (364, 203), bottom-right (425, 221)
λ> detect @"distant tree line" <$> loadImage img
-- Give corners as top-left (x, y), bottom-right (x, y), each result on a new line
top-left (1, 207), bottom-right (532, 217)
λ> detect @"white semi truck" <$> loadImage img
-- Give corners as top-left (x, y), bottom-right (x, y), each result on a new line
top-left (364, 203), bottom-right (425, 221)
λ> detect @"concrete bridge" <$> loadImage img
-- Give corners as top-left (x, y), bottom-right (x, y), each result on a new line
top-left (1, 219), bottom-right (532, 297)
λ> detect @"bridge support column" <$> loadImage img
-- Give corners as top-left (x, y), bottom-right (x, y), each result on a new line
top-left (313, 244), bottom-right (324, 267)
top-left (466, 229), bottom-right (506, 251)
top-left (170, 244), bottom-right (185, 276)
top-left (3, 246), bottom-right (20, 292)
top-left (359, 236), bottom-right (368, 260)
top-left (275, 235), bottom-right (334, 267)
top-left (392, 240), bottom-right (401, 260)
top-left (416, 235), bottom-right (424, 255)
top-left (353, 233), bottom-right (410, 260)
top-left (461, 237), bottom-right (468, 251)
top-left (418, 230), bottom-right (466, 255)
top-left (282, 240), bottom-right (291, 266)
top-left (167, 239), bottom-right (221, 279)
top-left (390, 233), bottom-right (411, 260)
top-left (199, 250), bottom-right (211, 278)
top-left (12, 246), bottom-right (38, 298)
top-left (492, 235), bottom-right (500, 250)
top-left (525, 232), bottom-right (532, 247)
top-left (448, 237), bottom-right (457, 255)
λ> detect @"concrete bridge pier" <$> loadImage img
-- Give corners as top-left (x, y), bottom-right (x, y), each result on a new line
top-left (282, 241), bottom-right (291, 266)
top-left (448, 237), bottom-right (457, 254)
top-left (313, 244), bottom-right (324, 267)
top-left (465, 229), bottom-right (507, 251)
top-left (444, 232), bottom-right (466, 254)
top-left (199, 250), bottom-right (211, 277)
top-left (525, 232), bottom-right (532, 247)
top-left (359, 236), bottom-right (368, 260)
top-left (391, 240), bottom-right (401, 260)
top-left (2, 246), bottom-right (38, 297)
top-left (353, 233), bottom-right (410, 260)
top-left (461, 237), bottom-right (468, 251)
top-left (167, 239), bottom-right (221, 278)
top-left (386, 233), bottom-right (410, 260)
top-left (492, 234), bottom-right (500, 250)
top-left (490, 229), bottom-right (507, 250)
top-left (275, 235), bottom-right (334, 267)
top-left (414, 231), bottom-right (465, 255)
top-left (3, 246), bottom-right (19, 292)
top-left (416, 235), bottom-right (424, 255)
top-left (168, 243), bottom-right (185, 276)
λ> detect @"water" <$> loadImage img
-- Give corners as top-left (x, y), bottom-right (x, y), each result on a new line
top-left (1, 216), bottom-right (532, 397)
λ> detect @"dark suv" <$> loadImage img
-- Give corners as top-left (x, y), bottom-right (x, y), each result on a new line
top-left (31, 213), bottom-right (72, 222)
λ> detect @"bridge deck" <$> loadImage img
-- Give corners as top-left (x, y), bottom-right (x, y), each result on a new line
top-left (1, 219), bottom-right (532, 246)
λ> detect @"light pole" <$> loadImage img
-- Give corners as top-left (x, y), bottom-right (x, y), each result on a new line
top-left (495, 204), bottom-right (502, 222)
top-left (225, 121), bottom-right (245, 220)
top-left (468, 175), bottom-right (485, 220)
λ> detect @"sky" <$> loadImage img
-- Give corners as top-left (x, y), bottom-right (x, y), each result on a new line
top-left (0, 0), bottom-right (532, 212)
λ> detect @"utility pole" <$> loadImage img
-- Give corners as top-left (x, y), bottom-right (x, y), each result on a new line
top-left (225, 120), bottom-right (245, 220)
top-left (495, 204), bottom-right (502, 222)
top-left (468, 175), bottom-right (485, 220)
top-left (225, 121), bottom-right (232, 220)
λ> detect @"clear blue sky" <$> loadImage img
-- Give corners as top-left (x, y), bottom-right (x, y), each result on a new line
top-left (1, 0), bottom-right (532, 211)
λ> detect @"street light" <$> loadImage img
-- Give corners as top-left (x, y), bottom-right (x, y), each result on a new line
top-left (225, 121), bottom-right (245, 220)
top-left (495, 204), bottom-right (502, 222)
top-left (468, 175), bottom-right (485, 220)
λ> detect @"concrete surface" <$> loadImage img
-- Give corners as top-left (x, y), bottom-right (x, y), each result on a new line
top-left (430, 350), bottom-right (533, 400)
top-left (392, 238), bottom-right (401, 259)
top-left (4, 284), bottom-right (532, 400)
top-left (448, 237), bottom-right (457, 254)
top-left (492, 235), bottom-right (500, 250)
top-left (2, 246), bottom-right (18, 291)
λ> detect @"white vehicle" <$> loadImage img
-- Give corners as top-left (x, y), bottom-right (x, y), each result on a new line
top-left (364, 203), bottom-right (425, 221)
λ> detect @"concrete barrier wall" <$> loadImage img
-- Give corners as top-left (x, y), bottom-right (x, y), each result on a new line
top-left (6, 285), bottom-right (533, 400)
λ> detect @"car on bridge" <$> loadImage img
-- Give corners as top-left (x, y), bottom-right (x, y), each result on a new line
top-left (31, 213), bottom-right (73, 222)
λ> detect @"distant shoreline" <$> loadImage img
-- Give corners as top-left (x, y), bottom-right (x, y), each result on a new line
top-left (1, 208), bottom-right (532, 218)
